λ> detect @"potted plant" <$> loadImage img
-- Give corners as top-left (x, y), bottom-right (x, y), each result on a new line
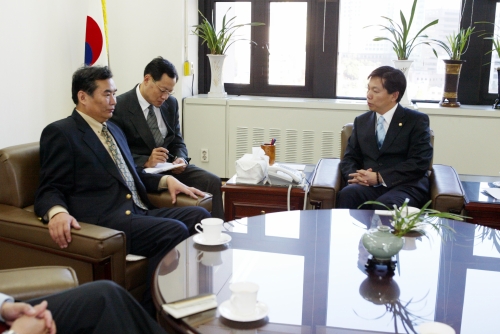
top-left (192, 9), bottom-right (264, 97)
top-left (359, 199), bottom-right (467, 263)
top-left (365, 0), bottom-right (439, 107)
top-left (430, 27), bottom-right (476, 107)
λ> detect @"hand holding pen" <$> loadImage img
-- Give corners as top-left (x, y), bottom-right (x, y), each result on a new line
top-left (144, 147), bottom-right (171, 168)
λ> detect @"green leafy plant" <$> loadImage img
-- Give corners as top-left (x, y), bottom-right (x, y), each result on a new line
top-left (476, 22), bottom-right (500, 60)
top-left (430, 27), bottom-right (476, 60)
top-left (192, 9), bottom-right (264, 55)
top-left (365, 0), bottom-right (439, 60)
top-left (359, 199), bottom-right (468, 238)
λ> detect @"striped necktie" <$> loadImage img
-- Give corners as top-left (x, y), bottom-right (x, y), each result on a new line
top-left (101, 124), bottom-right (148, 210)
top-left (146, 105), bottom-right (164, 147)
top-left (376, 116), bottom-right (386, 149)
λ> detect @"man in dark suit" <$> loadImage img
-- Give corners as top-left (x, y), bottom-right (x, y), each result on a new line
top-left (1, 281), bottom-right (166, 334)
top-left (34, 65), bottom-right (210, 315)
top-left (111, 57), bottom-right (224, 219)
top-left (337, 66), bottom-right (433, 209)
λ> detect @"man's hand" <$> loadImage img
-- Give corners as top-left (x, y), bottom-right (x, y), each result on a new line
top-left (170, 157), bottom-right (187, 175)
top-left (2, 301), bottom-right (56, 334)
top-left (48, 212), bottom-right (81, 248)
top-left (144, 147), bottom-right (169, 168)
top-left (347, 168), bottom-right (378, 186)
top-left (166, 177), bottom-right (206, 204)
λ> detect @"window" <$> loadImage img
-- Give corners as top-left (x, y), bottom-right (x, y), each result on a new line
top-left (198, 0), bottom-right (498, 105)
top-left (487, 3), bottom-right (500, 95)
top-left (198, 0), bottom-right (338, 98)
top-left (337, 0), bottom-right (462, 101)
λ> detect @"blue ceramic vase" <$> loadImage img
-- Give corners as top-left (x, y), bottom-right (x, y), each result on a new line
top-left (362, 226), bottom-right (404, 261)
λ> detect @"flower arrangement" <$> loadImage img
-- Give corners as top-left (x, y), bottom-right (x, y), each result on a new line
top-left (192, 8), bottom-right (264, 55)
top-left (359, 199), bottom-right (468, 238)
top-left (365, 0), bottom-right (439, 60)
top-left (430, 26), bottom-right (476, 60)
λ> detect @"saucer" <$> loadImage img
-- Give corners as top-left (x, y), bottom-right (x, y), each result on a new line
top-left (193, 232), bottom-right (232, 246)
top-left (218, 300), bottom-right (269, 322)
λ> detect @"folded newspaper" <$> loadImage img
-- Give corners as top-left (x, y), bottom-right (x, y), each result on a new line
top-left (163, 294), bottom-right (217, 319)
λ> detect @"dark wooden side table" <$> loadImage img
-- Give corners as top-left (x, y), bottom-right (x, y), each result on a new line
top-left (462, 181), bottom-right (500, 229)
top-left (222, 164), bottom-right (315, 222)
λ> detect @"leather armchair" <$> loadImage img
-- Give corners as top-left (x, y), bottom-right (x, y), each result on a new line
top-left (309, 123), bottom-right (465, 213)
top-left (0, 142), bottom-right (212, 301)
top-left (0, 266), bottom-right (79, 301)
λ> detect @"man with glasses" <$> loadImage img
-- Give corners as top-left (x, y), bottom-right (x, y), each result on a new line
top-left (112, 57), bottom-right (224, 220)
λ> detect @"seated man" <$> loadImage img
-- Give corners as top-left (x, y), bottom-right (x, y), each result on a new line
top-left (337, 66), bottom-right (433, 210)
top-left (1, 280), bottom-right (166, 334)
top-left (34, 65), bottom-right (211, 316)
top-left (111, 57), bottom-right (224, 220)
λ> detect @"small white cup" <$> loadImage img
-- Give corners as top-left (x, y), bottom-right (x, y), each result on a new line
top-left (229, 282), bottom-right (259, 316)
top-left (195, 218), bottom-right (223, 243)
top-left (417, 322), bottom-right (455, 334)
top-left (197, 251), bottom-right (223, 266)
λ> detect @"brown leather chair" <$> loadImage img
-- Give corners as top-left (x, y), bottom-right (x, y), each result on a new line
top-left (0, 142), bottom-right (212, 301)
top-left (0, 266), bottom-right (79, 301)
top-left (309, 123), bottom-right (465, 213)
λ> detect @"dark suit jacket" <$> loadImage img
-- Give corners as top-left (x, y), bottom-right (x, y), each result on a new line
top-left (339, 104), bottom-right (433, 189)
top-left (111, 86), bottom-right (188, 167)
top-left (34, 110), bottom-right (163, 250)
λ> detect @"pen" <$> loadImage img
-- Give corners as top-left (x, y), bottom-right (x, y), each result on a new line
top-left (167, 152), bottom-right (177, 161)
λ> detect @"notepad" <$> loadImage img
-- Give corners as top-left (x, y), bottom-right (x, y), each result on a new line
top-left (483, 188), bottom-right (500, 199)
top-left (163, 294), bottom-right (217, 319)
top-left (144, 162), bottom-right (186, 174)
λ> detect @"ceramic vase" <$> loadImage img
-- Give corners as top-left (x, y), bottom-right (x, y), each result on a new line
top-left (392, 60), bottom-right (414, 109)
top-left (494, 67), bottom-right (500, 109)
top-left (207, 54), bottom-right (227, 98)
top-left (440, 59), bottom-right (464, 108)
top-left (362, 226), bottom-right (404, 261)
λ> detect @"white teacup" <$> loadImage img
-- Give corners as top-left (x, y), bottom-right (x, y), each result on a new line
top-left (195, 218), bottom-right (223, 243)
top-left (417, 322), bottom-right (455, 334)
top-left (197, 251), bottom-right (223, 266)
top-left (229, 282), bottom-right (259, 316)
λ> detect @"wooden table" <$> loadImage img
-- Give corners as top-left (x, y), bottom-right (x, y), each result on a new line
top-left (222, 164), bottom-right (315, 222)
top-left (462, 181), bottom-right (500, 228)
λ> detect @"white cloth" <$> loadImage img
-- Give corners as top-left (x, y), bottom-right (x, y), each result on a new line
top-left (235, 149), bottom-right (269, 184)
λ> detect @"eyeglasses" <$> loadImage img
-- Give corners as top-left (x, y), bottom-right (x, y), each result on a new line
top-left (151, 79), bottom-right (175, 96)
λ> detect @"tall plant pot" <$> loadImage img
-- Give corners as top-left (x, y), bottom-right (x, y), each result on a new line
top-left (207, 54), bottom-right (227, 98)
top-left (392, 60), bottom-right (414, 109)
top-left (440, 59), bottom-right (464, 108)
top-left (493, 67), bottom-right (500, 109)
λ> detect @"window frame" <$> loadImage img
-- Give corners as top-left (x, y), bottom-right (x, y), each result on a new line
top-left (197, 0), bottom-right (498, 105)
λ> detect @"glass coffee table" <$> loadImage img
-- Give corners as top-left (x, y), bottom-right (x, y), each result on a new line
top-left (152, 209), bottom-right (500, 333)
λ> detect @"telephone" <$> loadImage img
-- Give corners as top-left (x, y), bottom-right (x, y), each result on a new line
top-left (268, 163), bottom-right (303, 184)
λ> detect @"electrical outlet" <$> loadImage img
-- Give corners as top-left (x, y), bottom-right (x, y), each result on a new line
top-left (201, 148), bottom-right (209, 162)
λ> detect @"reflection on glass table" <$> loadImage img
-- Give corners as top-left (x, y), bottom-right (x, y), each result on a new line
top-left (153, 209), bottom-right (500, 334)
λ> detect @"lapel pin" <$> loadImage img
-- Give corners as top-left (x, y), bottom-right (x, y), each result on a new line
top-left (399, 123), bottom-right (402, 126)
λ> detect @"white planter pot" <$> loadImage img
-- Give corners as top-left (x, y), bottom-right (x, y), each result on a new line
top-left (392, 60), bottom-right (415, 109)
top-left (207, 54), bottom-right (227, 98)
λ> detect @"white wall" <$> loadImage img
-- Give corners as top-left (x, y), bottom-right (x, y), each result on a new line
top-left (0, 0), bottom-right (197, 149)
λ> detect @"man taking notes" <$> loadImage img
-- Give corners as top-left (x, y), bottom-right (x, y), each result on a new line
top-left (337, 66), bottom-right (433, 210)
top-left (34, 65), bottom-right (210, 315)
top-left (111, 57), bottom-right (224, 219)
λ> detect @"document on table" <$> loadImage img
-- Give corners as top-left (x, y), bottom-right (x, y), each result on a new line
top-left (144, 162), bottom-right (186, 174)
top-left (483, 188), bottom-right (500, 199)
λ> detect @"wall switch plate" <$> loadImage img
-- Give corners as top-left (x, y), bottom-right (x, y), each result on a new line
top-left (201, 148), bottom-right (209, 162)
